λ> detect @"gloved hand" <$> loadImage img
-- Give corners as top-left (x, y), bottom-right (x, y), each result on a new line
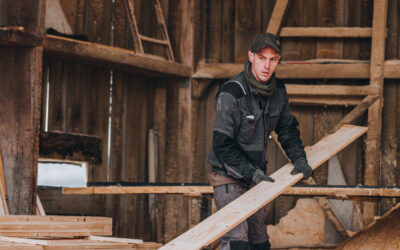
top-left (290, 158), bottom-right (312, 180)
top-left (252, 169), bottom-right (275, 184)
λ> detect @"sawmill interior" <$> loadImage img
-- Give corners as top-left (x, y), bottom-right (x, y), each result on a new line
top-left (0, 0), bottom-right (400, 249)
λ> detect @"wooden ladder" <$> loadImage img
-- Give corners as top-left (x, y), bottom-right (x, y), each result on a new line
top-left (123, 0), bottom-right (175, 61)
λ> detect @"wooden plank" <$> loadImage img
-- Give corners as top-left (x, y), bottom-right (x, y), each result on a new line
top-left (266, 0), bottom-right (289, 35)
top-left (0, 236), bottom-right (48, 245)
top-left (36, 195), bottom-right (45, 216)
top-left (63, 185), bottom-right (400, 198)
top-left (279, 27), bottom-right (372, 37)
top-left (234, 0), bottom-right (256, 62)
top-left (39, 132), bottom-right (102, 164)
top-left (380, 0), bottom-right (399, 214)
top-left (286, 85), bottom-right (378, 96)
top-left (160, 125), bottom-right (367, 250)
top-left (43, 35), bottom-right (192, 77)
top-left (0, 154), bottom-right (8, 215)
top-left (205, 0), bottom-right (222, 63)
top-left (0, 47), bottom-right (43, 214)
top-left (87, 236), bottom-right (143, 244)
top-left (0, 28), bottom-right (42, 46)
top-left (332, 95), bottom-right (379, 132)
top-left (192, 62), bottom-right (371, 79)
top-left (0, 215), bottom-right (112, 237)
top-left (364, 0), bottom-right (388, 224)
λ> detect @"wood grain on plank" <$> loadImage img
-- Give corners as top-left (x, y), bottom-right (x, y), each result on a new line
top-left (160, 125), bottom-right (367, 249)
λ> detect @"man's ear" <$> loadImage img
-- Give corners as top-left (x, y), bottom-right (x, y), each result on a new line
top-left (248, 51), bottom-right (254, 63)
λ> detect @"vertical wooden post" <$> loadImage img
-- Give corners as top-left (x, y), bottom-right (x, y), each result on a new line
top-left (0, 0), bottom-right (45, 214)
top-left (364, 0), bottom-right (388, 224)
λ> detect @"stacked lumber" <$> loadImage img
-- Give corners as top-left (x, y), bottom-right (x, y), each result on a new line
top-left (0, 153), bottom-right (162, 249)
top-left (0, 216), bottom-right (162, 249)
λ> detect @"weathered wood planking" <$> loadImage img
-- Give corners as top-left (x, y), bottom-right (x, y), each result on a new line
top-left (266, 0), bottom-right (289, 35)
top-left (43, 35), bottom-right (192, 77)
top-left (380, 0), bottom-right (400, 214)
top-left (364, 0), bottom-right (388, 223)
top-left (160, 125), bottom-right (367, 249)
top-left (279, 27), bottom-right (372, 37)
top-left (0, 0), bottom-right (45, 214)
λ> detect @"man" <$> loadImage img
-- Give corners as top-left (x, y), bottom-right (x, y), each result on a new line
top-left (207, 33), bottom-right (312, 250)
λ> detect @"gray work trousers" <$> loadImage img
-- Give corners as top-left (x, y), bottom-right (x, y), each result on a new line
top-left (213, 183), bottom-right (269, 250)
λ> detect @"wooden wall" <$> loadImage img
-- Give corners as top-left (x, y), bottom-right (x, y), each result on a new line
top-left (38, 0), bottom-right (400, 245)
top-left (0, 0), bottom-right (45, 214)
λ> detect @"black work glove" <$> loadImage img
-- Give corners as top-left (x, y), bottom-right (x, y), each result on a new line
top-left (252, 169), bottom-right (275, 184)
top-left (290, 158), bottom-right (312, 180)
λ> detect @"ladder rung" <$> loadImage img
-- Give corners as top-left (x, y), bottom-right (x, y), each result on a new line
top-left (139, 35), bottom-right (170, 46)
top-left (280, 27), bottom-right (372, 38)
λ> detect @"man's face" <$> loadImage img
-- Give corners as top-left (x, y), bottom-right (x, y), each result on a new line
top-left (248, 46), bottom-right (281, 82)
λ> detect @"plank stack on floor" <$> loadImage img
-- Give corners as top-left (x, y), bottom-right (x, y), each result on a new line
top-left (0, 154), bottom-right (162, 249)
top-left (0, 215), bottom-right (162, 249)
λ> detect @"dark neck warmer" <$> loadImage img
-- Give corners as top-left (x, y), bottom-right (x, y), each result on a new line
top-left (244, 60), bottom-right (276, 97)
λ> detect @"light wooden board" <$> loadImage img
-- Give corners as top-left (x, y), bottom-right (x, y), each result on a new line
top-left (0, 216), bottom-right (112, 237)
top-left (193, 61), bottom-right (400, 79)
top-left (0, 154), bottom-right (8, 215)
top-left (63, 185), bottom-right (400, 198)
top-left (160, 125), bottom-right (367, 249)
top-left (279, 27), bottom-right (372, 37)
top-left (364, 0), bottom-right (388, 224)
top-left (266, 0), bottom-right (289, 34)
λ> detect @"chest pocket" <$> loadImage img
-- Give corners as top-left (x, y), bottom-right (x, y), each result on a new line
top-left (238, 111), bottom-right (261, 144)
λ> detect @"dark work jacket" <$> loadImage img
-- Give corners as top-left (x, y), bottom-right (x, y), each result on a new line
top-left (207, 72), bottom-right (306, 185)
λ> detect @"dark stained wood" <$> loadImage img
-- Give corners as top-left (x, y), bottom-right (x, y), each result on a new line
top-left (234, 0), bottom-right (256, 63)
top-left (205, 0), bottom-right (222, 63)
top-left (85, 0), bottom-right (112, 45)
top-left (43, 35), bottom-right (192, 77)
top-left (0, 47), bottom-right (43, 214)
top-left (38, 186), bottom-right (104, 216)
top-left (0, 1), bottom-right (45, 215)
top-left (220, 0), bottom-right (235, 63)
top-left (0, 28), bottom-right (42, 47)
top-left (380, 0), bottom-right (399, 215)
top-left (39, 131), bottom-right (102, 164)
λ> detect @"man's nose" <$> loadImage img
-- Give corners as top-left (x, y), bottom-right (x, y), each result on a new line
top-left (264, 59), bottom-right (271, 69)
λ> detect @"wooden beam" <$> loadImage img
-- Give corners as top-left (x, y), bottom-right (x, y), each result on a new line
top-left (289, 96), bottom-right (362, 106)
top-left (332, 95), bottom-right (379, 132)
top-left (0, 27), bottom-right (42, 46)
top-left (279, 27), bottom-right (372, 38)
top-left (160, 125), bottom-right (367, 250)
top-left (193, 62), bottom-right (371, 79)
top-left (63, 185), bottom-right (214, 195)
top-left (193, 61), bottom-right (400, 79)
top-left (266, 0), bottom-right (290, 35)
top-left (364, 0), bottom-right (388, 224)
top-left (0, 0), bottom-right (45, 214)
top-left (62, 184), bottom-right (400, 199)
top-left (287, 85), bottom-right (378, 96)
top-left (0, 215), bottom-right (112, 237)
top-left (43, 35), bottom-right (192, 77)
top-left (39, 131), bottom-right (102, 164)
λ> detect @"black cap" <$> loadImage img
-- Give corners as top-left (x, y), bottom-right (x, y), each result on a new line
top-left (250, 33), bottom-right (281, 54)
